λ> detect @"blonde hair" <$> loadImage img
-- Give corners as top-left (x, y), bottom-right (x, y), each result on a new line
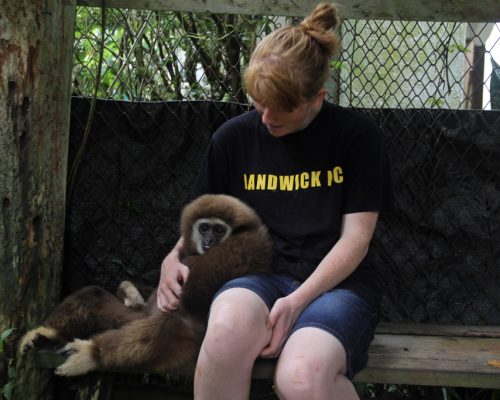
top-left (244, 3), bottom-right (340, 111)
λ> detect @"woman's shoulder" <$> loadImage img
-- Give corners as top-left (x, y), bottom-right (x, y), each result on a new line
top-left (320, 102), bottom-right (384, 149)
top-left (212, 109), bottom-right (259, 142)
top-left (323, 102), bottom-right (379, 129)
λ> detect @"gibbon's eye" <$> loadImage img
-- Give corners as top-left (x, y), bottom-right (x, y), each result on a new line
top-left (214, 224), bottom-right (227, 235)
top-left (199, 223), bottom-right (210, 233)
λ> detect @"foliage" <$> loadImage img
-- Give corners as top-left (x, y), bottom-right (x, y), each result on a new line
top-left (330, 60), bottom-right (349, 71)
top-left (73, 7), bottom-right (280, 101)
top-left (449, 44), bottom-right (471, 54)
top-left (0, 328), bottom-right (16, 400)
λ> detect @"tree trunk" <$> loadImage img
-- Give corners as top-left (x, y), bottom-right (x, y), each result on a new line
top-left (0, 1), bottom-right (75, 398)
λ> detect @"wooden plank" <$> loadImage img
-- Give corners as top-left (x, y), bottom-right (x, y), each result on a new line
top-left (355, 367), bottom-right (500, 389)
top-left (355, 334), bottom-right (500, 389)
top-left (76, 0), bottom-right (500, 22)
top-left (34, 330), bottom-right (500, 389)
top-left (367, 335), bottom-right (500, 375)
top-left (376, 322), bottom-right (500, 338)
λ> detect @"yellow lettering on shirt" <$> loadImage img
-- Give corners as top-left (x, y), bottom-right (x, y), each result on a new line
top-left (243, 167), bottom-right (343, 191)
top-left (256, 174), bottom-right (266, 190)
top-left (327, 167), bottom-right (344, 186)
top-left (279, 175), bottom-right (294, 191)
top-left (268, 174), bottom-right (278, 190)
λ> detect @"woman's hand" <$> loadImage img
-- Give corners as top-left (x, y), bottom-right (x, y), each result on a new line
top-left (157, 247), bottom-right (190, 312)
top-left (260, 295), bottom-right (304, 358)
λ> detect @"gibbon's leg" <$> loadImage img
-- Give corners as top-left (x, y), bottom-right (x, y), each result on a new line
top-left (19, 286), bottom-right (146, 355)
top-left (116, 281), bottom-right (146, 308)
top-left (55, 311), bottom-right (204, 376)
top-left (132, 283), bottom-right (157, 302)
top-left (18, 326), bottom-right (61, 355)
top-left (115, 281), bottom-right (159, 315)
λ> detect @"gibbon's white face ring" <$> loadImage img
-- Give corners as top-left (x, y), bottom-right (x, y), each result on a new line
top-left (192, 217), bottom-right (233, 254)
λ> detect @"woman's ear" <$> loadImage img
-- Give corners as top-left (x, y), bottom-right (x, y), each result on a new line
top-left (312, 88), bottom-right (327, 108)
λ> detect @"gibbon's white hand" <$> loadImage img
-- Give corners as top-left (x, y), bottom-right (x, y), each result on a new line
top-left (157, 255), bottom-right (190, 312)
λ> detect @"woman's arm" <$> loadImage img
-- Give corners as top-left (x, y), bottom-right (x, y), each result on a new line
top-left (260, 211), bottom-right (379, 357)
top-left (156, 237), bottom-right (190, 312)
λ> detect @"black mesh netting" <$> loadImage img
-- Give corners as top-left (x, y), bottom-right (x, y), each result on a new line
top-left (63, 97), bottom-right (500, 325)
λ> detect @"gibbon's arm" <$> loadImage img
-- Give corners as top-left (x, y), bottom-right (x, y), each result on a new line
top-left (157, 237), bottom-right (189, 311)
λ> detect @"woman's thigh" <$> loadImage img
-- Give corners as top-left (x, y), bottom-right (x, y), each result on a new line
top-left (211, 274), bottom-right (379, 378)
top-left (208, 287), bottom-right (270, 337)
top-left (290, 288), bottom-right (379, 379)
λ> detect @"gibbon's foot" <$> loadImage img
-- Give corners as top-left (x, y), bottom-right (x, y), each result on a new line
top-left (18, 326), bottom-right (59, 355)
top-left (118, 281), bottom-right (145, 308)
top-left (55, 339), bottom-right (98, 376)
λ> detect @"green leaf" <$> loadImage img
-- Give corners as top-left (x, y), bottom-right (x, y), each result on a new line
top-left (2, 381), bottom-right (14, 400)
top-left (8, 365), bottom-right (17, 380)
top-left (0, 328), bottom-right (15, 353)
top-left (330, 60), bottom-right (349, 71)
top-left (1, 328), bottom-right (15, 343)
top-left (449, 44), bottom-right (471, 54)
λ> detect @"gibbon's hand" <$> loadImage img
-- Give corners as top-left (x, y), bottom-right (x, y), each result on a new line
top-left (260, 296), bottom-right (302, 358)
top-left (157, 253), bottom-right (190, 312)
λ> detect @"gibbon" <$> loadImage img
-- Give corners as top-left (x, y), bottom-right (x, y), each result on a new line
top-left (19, 194), bottom-right (273, 376)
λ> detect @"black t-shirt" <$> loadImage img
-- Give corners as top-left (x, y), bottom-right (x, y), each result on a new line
top-left (191, 102), bottom-right (393, 305)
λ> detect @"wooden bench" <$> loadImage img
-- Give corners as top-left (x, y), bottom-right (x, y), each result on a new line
top-left (34, 322), bottom-right (500, 398)
top-left (354, 323), bottom-right (500, 389)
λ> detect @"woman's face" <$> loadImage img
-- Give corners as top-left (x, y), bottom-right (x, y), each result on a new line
top-left (253, 91), bottom-right (325, 138)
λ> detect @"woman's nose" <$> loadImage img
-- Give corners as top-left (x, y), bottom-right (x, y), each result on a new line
top-left (261, 108), bottom-right (273, 124)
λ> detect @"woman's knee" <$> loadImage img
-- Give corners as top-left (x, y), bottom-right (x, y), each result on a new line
top-left (202, 288), bottom-right (270, 362)
top-left (275, 352), bottom-right (335, 399)
top-left (274, 328), bottom-right (347, 400)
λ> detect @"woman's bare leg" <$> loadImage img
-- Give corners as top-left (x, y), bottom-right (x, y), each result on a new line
top-left (194, 288), bottom-right (271, 400)
top-left (274, 327), bottom-right (359, 400)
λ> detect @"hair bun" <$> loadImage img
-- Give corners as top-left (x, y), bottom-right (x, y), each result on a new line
top-left (300, 3), bottom-right (340, 55)
top-left (300, 3), bottom-right (340, 33)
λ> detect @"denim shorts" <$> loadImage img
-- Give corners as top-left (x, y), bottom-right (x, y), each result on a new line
top-left (214, 272), bottom-right (380, 379)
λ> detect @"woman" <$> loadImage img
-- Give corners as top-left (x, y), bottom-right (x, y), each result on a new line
top-left (157, 3), bottom-right (393, 399)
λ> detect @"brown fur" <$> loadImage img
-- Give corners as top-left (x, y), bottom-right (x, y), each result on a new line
top-left (19, 194), bottom-right (273, 376)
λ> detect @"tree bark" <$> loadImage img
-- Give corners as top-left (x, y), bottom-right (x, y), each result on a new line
top-left (0, 1), bottom-right (75, 398)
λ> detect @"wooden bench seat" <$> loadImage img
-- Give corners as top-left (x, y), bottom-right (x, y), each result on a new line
top-left (249, 323), bottom-right (500, 389)
top-left (354, 323), bottom-right (500, 389)
top-left (35, 323), bottom-right (500, 392)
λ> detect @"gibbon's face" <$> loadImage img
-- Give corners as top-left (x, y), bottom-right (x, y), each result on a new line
top-left (192, 218), bottom-right (232, 254)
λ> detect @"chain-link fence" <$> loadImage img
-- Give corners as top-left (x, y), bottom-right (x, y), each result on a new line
top-left (72, 8), bottom-right (283, 102)
top-left (64, 7), bottom-right (500, 326)
top-left (72, 9), bottom-right (500, 108)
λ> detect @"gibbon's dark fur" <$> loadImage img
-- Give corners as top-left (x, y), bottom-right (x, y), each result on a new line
top-left (19, 194), bottom-right (273, 376)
